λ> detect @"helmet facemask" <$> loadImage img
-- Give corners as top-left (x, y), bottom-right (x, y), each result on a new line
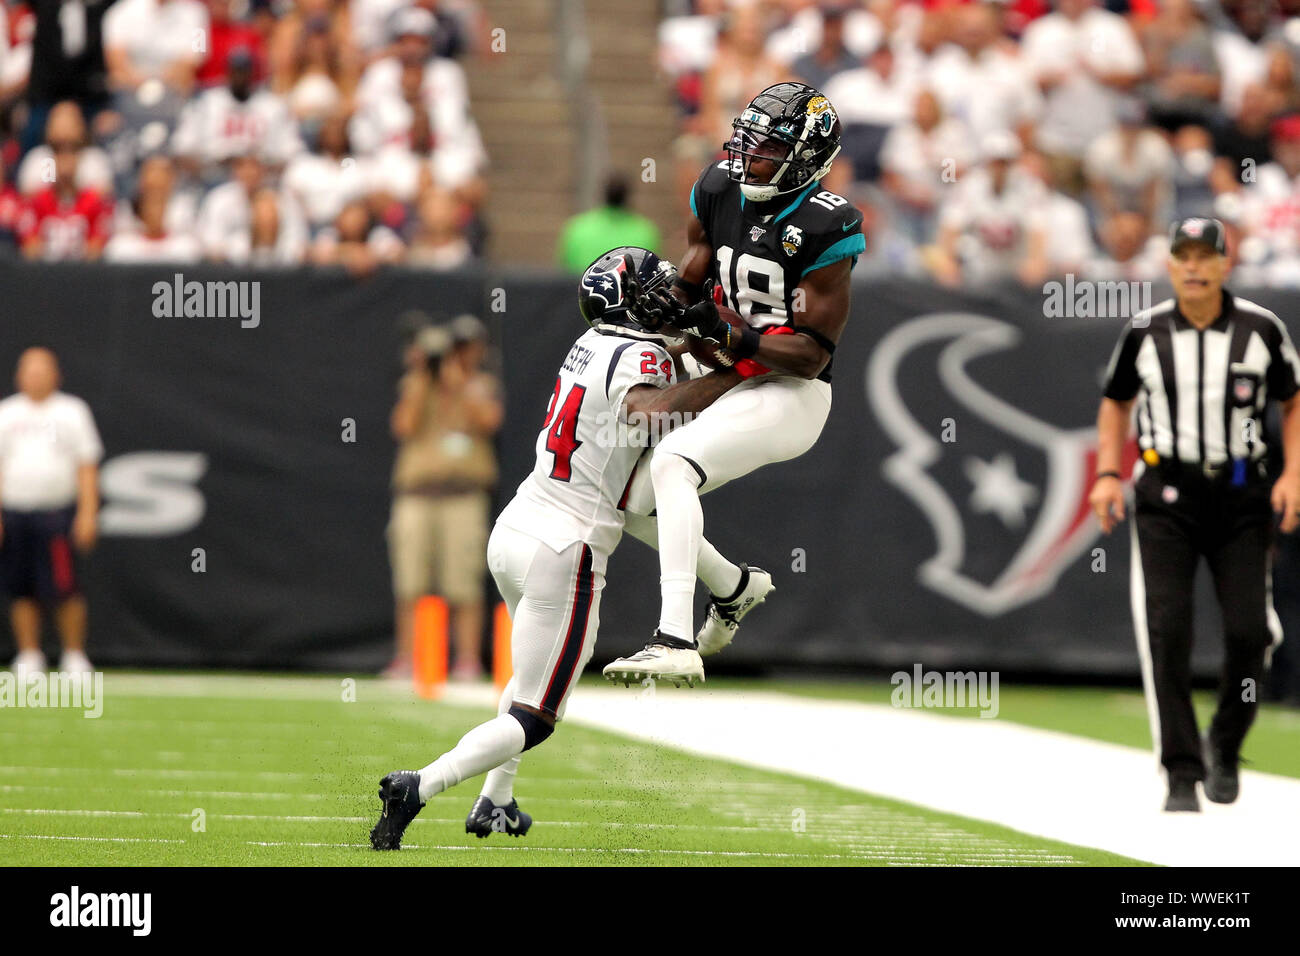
top-left (725, 98), bottom-right (843, 202)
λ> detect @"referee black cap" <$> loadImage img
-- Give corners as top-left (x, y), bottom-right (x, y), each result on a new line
top-left (1169, 217), bottom-right (1227, 254)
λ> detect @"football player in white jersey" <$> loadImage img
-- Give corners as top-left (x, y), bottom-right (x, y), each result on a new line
top-left (370, 247), bottom-right (766, 848)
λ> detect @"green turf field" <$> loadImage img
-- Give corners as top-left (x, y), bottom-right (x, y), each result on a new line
top-left (0, 673), bottom-right (1145, 866)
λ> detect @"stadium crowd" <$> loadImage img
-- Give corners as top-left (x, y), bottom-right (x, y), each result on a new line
top-left (660, 0), bottom-right (1300, 287)
top-left (0, 0), bottom-right (486, 271)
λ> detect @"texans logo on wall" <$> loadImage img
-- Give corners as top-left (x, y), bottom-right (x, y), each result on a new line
top-left (866, 313), bottom-right (1137, 617)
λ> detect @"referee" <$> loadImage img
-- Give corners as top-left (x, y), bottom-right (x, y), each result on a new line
top-left (1090, 217), bottom-right (1300, 812)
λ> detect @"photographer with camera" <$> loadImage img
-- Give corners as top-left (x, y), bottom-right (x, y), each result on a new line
top-left (386, 313), bottom-right (503, 681)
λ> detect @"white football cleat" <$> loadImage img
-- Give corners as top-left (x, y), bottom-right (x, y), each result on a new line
top-left (603, 632), bottom-right (705, 688)
top-left (9, 649), bottom-right (47, 682)
top-left (59, 650), bottom-right (94, 675)
top-left (696, 565), bottom-right (774, 657)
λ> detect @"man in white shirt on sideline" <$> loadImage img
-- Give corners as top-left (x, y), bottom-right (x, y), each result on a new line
top-left (0, 349), bottom-right (103, 679)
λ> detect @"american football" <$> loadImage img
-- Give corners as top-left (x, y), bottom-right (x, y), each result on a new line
top-left (3, 0), bottom-right (1298, 930)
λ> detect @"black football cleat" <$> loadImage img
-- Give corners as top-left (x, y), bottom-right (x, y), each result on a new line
top-left (370, 770), bottom-right (425, 849)
top-left (465, 795), bottom-right (533, 838)
top-left (1203, 738), bottom-right (1240, 804)
top-left (1163, 776), bottom-right (1201, 813)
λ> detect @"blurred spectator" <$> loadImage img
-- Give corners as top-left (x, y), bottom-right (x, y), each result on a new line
top-left (879, 87), bottom-right (973, 246)
top-left (309, 198), bottom-right (404, 274)
top-left (658, 0), bottom-right (723, 120)
top-left (925, 2), bottom-right (1039, 147)
top-left (1168, 122), bottom-right (1218, 219)
top-left (280, 10), bottom-right (356, 136)
top-left (825, 43), bottom-right (918, 187)
top-left (112, 153), bottom-right (198, 239)
top-left (1237, 112), bottom-right (1300, 283)
top-left (676, 2), bottom-right (787, 205)
top-left (351, 0), bottom-right (412, 56)
top-left (556, 173), bottom-right (661, 274)
top-left (929, 129), bottom-right (1049, 286)
top-left (1139, 0), bottom-right (1221, 132)
top-left (386, 312), bottom-right (503, 681)
top-left (196, 0), bottom-right (268, 89)
top-left (103, 0), bottom-right (210, 97)
top-left (195, 151), bottom-right (307, 263)
top-left (1021, 0), bottom-right (1144, 195)
top-left (791, 2), bottom-right (861, 91)
top-left (0, 152), bottom-right (21, 255)
top-left (268, 0), bottom-right (357, 101)
top-left (103, 187), bottom-right (202, 262)
top-left (1023, 148), bottom-right (1094, 275)
top-left (17, 101), bottom-right (114, 197)
top-left (0, 1), bottom-right (31, 114)
top-left (406, 185), bottom-right (471, 269)
top-left (1213, 81), bottom-right (1278, 175)
top-left (351, 6), bottom-right (483, 176)
top-left (16, 103), bottom-right (113, 261)
top-left (21, 0), bottom-right (113, 155)
top-left (766, 0), bottom-right (882, 66)
top-left (1084, 97), bottom-right (1174, 231)
top-left (0, 347), bottom-right (103, 680)
top-left (1081, 209), bottom-right (1167, 280)
top-left (283, 108), bottom-right (370, 232)
top-left (171, 47), bottom-right (303, 183)
top-left (1214, 0), bottom-right (1272, 118)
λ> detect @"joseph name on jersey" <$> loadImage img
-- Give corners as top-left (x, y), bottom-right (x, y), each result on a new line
top-left (690, 159), bottom-right (865, 330)
top-left (496, 328), bottom-right (676, 561)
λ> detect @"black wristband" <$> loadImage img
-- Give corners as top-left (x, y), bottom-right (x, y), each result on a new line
top-left (672, 276), bottom-right (703, 302)
top-left (1094, 470), bottom-right (1121, 482)
top-left (728, 323), bottom-right (761, 360)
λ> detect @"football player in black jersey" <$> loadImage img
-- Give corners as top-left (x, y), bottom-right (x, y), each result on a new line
top-left (604, 82), bottom-right (865, 685)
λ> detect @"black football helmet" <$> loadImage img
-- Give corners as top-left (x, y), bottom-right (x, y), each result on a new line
top-left (578, 246), bottom-right (681, 340)
top-left (725, 82), bottom-right (843, 202)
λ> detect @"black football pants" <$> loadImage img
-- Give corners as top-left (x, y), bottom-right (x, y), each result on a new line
top-left (1130, 468), bottom-right (1278, 780)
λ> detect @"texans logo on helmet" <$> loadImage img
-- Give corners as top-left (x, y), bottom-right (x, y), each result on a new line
top-left (866, 313), bottom-right (1138, 616)
top-left (581, 266), bottom-right (625, 313)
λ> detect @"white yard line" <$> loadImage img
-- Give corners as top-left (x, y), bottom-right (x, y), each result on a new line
top-left (556, 685), bottom-right (1300, 867)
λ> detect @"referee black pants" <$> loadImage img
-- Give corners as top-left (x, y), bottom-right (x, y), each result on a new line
top-left (1131, 467), bottom-right (1277, 780)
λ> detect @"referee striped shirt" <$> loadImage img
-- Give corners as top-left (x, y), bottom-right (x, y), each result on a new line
top-left (1102, 290), bottom-right (1300, 466)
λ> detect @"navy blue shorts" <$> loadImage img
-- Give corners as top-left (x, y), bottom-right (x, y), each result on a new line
top-left (0, 507), bottom-right (80, 602)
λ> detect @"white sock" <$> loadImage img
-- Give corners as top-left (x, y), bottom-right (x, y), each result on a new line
top-left (650, 453), bottom-right (705, 640)
top-left (418, 714), bottom-right (526, 802)
top-left (625, 512), bottom-right (741, 600)
top-left (480, 679), bottom-right (521, 805)
top-left (697, 542), bottom-right (742, 601)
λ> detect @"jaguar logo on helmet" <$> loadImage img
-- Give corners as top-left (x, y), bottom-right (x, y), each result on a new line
top-left (782, 224), bottom-right (803, 256)
top-left (806, 95), bottom-right (837, 136)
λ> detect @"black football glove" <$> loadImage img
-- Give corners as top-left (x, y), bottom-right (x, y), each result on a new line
top-left (619, 254), bottom-right (682, 332)
top-left (669, 279), bottom-right (731, 347)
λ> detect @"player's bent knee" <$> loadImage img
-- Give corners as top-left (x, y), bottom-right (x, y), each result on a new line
top-left (508, 704), bottom-right (555, 751)
top-left (650, 451), bottom-right (704, 492)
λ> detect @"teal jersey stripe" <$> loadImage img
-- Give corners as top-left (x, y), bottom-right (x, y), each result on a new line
top-left (801, 233), bottom-right (866, 276)
top-left (690, 182), bottom-right (700, 219)
top-left (774, 180), bottom-right (820, 223)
